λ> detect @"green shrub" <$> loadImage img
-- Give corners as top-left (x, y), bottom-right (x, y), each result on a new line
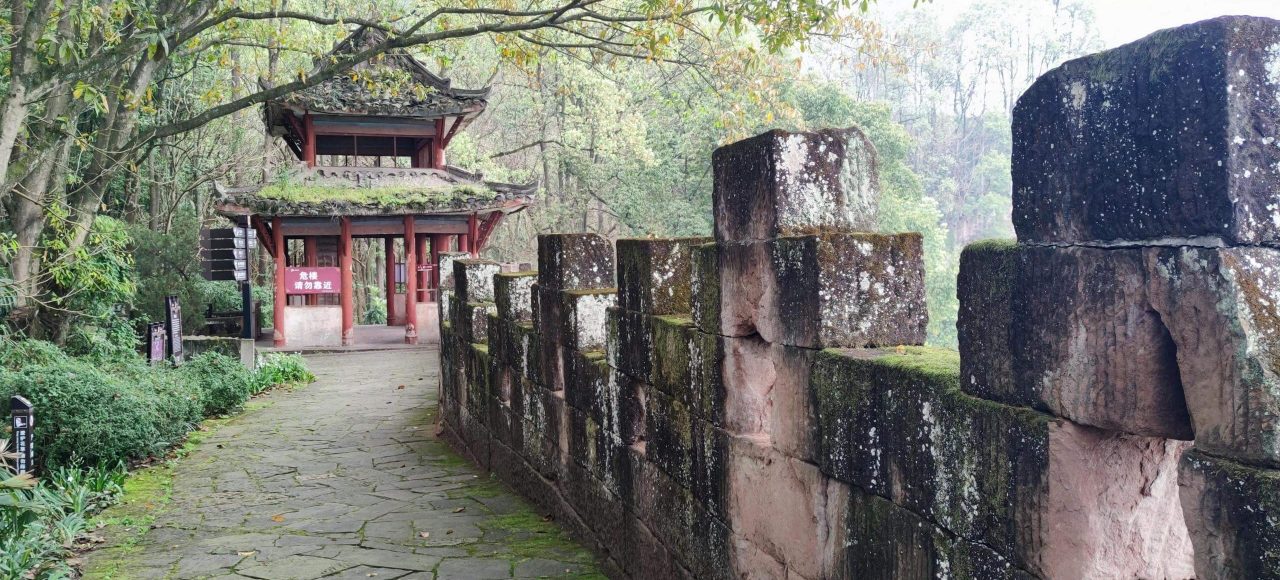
top-left (181, 351), bottom-right (253, 416)
top-left (0, 462), bottom-right (125, 578)
top-left (254, 353), bottom-right (315, 393)
top-left (0, 355), bottom-right (201, 469)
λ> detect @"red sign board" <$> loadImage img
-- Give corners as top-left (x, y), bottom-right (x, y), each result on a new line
top-left (285, 267), bottom-right (341, 294)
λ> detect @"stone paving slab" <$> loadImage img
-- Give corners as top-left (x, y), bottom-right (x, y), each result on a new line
top-left (82, 349), bottom-right (602, 579)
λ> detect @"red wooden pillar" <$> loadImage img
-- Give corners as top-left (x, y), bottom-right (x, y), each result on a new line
top-left (415, 234), bottom-right (428, 301)
top-left (430, 234), bottom-right (447, 292)
top-left (272, 217), bottom-right (286, 347)
top-left (458, 233), bottom-right (470, 255)
top-left (432, 118), bottom-right (446, 169)
top-left (404, 216), bottom-right (418, 344)
top-left (384, 237), bottom-right (396, 326)
top-left (340, 217), bottom-right (354, 346)
top-left (467, 213), bottom-right (479, 257)
top-left (303, 114), bottom-right (316, 167)
top-left (304, 237), bottom-right (318, 306)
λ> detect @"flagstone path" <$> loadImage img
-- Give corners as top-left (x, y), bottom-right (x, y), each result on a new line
top-left (83, 349), bottom-right (601, 580)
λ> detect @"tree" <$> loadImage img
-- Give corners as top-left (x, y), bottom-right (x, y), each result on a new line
top-left (0, 0), bottom-right (871, 337)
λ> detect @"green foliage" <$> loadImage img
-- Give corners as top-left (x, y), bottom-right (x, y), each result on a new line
top-left (251, 183), bottom-right (489, 206)
top-left (42, 213), bottom-right (136, 320)
top-left (363, 288), bottom-right (388, 325)
top-left (254, 353), bottom-right (315, 394)
top-left (0, 462), bottom-right (126, 579)
top-left (179, 352), bottom-right (254, 416)
top-left (128, 213), bottom-right (205, 331)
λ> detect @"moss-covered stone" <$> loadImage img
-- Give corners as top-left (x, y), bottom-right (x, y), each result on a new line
top-left (607, 307), bottom-right (654, 384)
top-left (453, 258), bottom-right (500, 304)
top-left (437, 252), bottom-right (469, 290)
top-left (720, 233), bottom-right (927, 349)
top-left (495, 270), bottom-right (538, 322)
top-left (691, 242), bottom-right (722, 334)
top-left (461, 301), bottom-right (496, 344)
top-left (645, 384), bottom-right (695, 487)
top-left (652, 315), bottom-right (695, 397)
top-left (1180, 449), bottom-right (1280, 579)
top-left (810, 346), bottom-right (1050, 559)
top-left (712, 127), bottom-right (879, 243)
top-left (957, 239), bottom-right (1019, 403)
top-left (689, 329), bottom-right (726, 425)
top-left (842, 489), bottom-right (1025, 579)
top-left (537, 233), bottom-right (615, 291)
top-left (561, 289), bottom-right (617, 353)
top-left (617, 237), bottom-right (711, 316)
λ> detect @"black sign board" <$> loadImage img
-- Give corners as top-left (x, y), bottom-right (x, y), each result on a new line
top-left (201, 226), bottom-right (255, 282)
top-left (165, 295), bottom-right (183, 362)
top-left (148, 322), bottom-right (166, 364)
top-left (9, 396), bottom-right (33, 474)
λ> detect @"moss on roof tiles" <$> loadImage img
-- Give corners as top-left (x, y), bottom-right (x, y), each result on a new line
top-left (252, 183), bottom-right (492, 206)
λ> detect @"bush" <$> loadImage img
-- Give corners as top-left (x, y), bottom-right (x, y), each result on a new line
top-left (0, 462), bottom-right (125, 578)
top-left (253, 353), bottom-right (315, 393)
top-left (180, 352), bottom-right (254, 416)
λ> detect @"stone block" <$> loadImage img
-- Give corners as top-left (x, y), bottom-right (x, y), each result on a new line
top-left (712, 127), bottom-right (879, 243)
top-left (1010, 245), bottom-right (1193, 439)
top-left (495, 271), bottom-right (537, 322)
top-left (561, 289), bottom-right (616, 353)
top-left (460, 301), bottom-right (495, 345)
top-left (689, 329), bottom-right (726, 425)
top-left (453, 258), bottom-right (500, 304)
top-left (437, 251), bottom-right (470, 290)
top-left (617, 237), bottom-right (711, 315)
top-left (842, 490), bottom-right (1023, 580)
top-left (1013, 16), bottom-right (1280, 245)
top-left (727, 436), bottom-right (848, 580)
top-left (644, 384), bottom-right (694, 486)
top-left (690, 242), bottom-right (721, 334)
top-left (1180, 449), bottom-right (1280, 579)
top-left (719, 233), bottom-right (927, 348)
top-left (1146, 246), bottom-right (1280, 465)
top-left (957, 239), bottom-right (1019, 403)
top-left (810, 347), bottom-right (1195, 578)
top-left (565, 349), bottom-right (608, 411)
top-left (722, 335), bottom-right (816, 460)
top-left (537, 233), bottom-right (615, 291)
top-left (651, 315), bottom-right (694, 397)
top-left (607, 307), bottom-right (654, 384)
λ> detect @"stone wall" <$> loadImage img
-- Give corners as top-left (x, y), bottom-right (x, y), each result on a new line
top-left (437, 15), bottom-right (1280, 579)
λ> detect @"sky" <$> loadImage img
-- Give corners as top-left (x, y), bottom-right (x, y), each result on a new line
top-left (873, 0), bottom-right (1280, 48)
top-left (1089, 0), bottom-right (1280, 46)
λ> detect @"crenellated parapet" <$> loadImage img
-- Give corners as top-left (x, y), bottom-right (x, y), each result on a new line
top-left (435, 14), bottom-right (1280, 579)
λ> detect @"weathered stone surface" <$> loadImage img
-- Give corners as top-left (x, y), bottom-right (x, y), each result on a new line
top-left (537, 233), bottom-right (615, 291)
top-left (644, 384), bottom-right (694, 486)
top-left (727, 436), bottom-right (848, 580)
top-left (842, 490), bottom-right (1024, 579)
top-left (607, 307), bottom-right (654, 384)
top-left (688, 329), bottom-right (725, 425)
top-left (494, 270), bottom-right (537, 322)
top-left (460, 301), bottom-right (495, 344)
top-left (719, 233), bottom-right (927, 348)
top-left (957, 239), bottom-right (1019, 403)
top-left (651, 315), bottom-right (694, 397)
top-left (1013, 16), bottom-right (1280, 245)
top-left (712, 127), bottom-right (879, 243)
top-left (453, 258), bottom-right (500, 304)
top-left (565, 349), bottom-right (607, 411)
top-left (722, 335), bottom-right (815, 460)
top-left (437, 251), bottom-right (470, 290)
top-left (561, 289), bottom-right (616, 353)
top-left (690, 242), bottom-right (721, 334)
top-left (1146, 246), bottom-right (1280, 465)
top-left (617, 237), bottom-right (711, 315)
top-left (1010, 245), bottom-right (1193, 439)
top-left (1180, 449), bottom-right (1280, 579)
top-left (811, 347), bottom-right (1194, 577)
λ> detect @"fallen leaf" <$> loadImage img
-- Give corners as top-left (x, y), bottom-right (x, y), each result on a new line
top-left (446, 529), bottom-right (454, 534)
top-left (397, 385), bottom-right (406, 390)
top-left (237, 551), bottom-right (256, 557)
top-left (418, 531), bottom-right (430, 539)
top-left (895, 344), bottom-right (907, 356)
top-left (452, 507), bottom-right (465, 513)
top-left (271, 514), bottom-right (285, 522)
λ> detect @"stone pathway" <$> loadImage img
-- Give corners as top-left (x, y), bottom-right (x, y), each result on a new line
top-left (83, 349), bottom-right (601, 579)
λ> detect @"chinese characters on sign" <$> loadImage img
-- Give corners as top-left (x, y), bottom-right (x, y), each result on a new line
top-left (165, 295), bottom-right (183, 363)
top-left (149, 323), bottom-right (166, 364)
top-left (284, 267), bottom-right (341, 295)
top-left (9, 396), bottom-right (33, 474)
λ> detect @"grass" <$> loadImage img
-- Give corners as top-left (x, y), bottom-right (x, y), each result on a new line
top-left (250, 183), bottom-right (492, 207)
